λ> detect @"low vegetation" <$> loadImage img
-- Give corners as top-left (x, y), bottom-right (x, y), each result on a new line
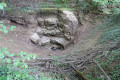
top-left (86, 14), bottom-right (120, 80)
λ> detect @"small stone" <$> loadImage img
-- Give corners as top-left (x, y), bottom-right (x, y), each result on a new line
top-left (50, 37), bottom-right (68, 49)
top-left (30, 33), bottom-right (40, 44)
top-left (43, 29), bottom-right (61, 36)
top-left (39, 36), bottom-right (50, 46)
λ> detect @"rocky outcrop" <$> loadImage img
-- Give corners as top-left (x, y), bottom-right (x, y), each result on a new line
top-left (6, 10), bottom-right (38, 28)
top-left (27, 14), bottom-right (38, 28)
top-left (58, 10), bottom-right (78, 40)
top-left (50, 37), bottom-right (69, 49)
top-left (29, 9), bottom-right (78, 50)
top-left (3, 8), bottom-right (78, 50)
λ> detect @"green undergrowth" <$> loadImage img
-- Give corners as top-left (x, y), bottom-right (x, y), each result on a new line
top-left (86, 14), bottom-right (120, 80)
top-left (87, 14), bottom-right (120, 43)
top-left (39, 8), bottom-right (73, 12)
top-left (38, 2), bottom-right (71, 8)
top-left (99, 14), bottom-right (120, 43)
top-left (0, 21), bottom-right (65, 80)
top-left (87, 48), bottom-right (120, 80)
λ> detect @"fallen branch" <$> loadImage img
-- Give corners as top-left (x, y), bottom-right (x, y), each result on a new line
top-left (71, 65), bottom-right (89, 80)
top-left (77, 52), bottom-right (96, 68)
top-left (93, 60), bottom-right (111, 80)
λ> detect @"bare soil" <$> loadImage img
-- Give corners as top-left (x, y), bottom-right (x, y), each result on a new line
top-left (0, 18), bottom-right (100, 58)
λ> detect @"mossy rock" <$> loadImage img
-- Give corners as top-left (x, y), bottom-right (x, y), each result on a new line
top-left (27, 10), bottom-right (36, 15)
top-left (36, 8), bottom-right (59, 16)
top-left (58, 8), bottom-right (74, 12)
top-left (39, 8), bottom-right (73, 12)
top-left (5, 8), bottom-right (36, 18)
top-left (36, 8), bottom-right (74, 16)
top-left (5, 8), bottom-right (15, 16)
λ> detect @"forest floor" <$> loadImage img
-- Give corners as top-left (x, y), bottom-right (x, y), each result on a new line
top-left (0, 1), bottom-right (119, 80)
top-left (0, 15), bottom-right (120, 80)
top-left (0, 17), bottom-right (99, 58)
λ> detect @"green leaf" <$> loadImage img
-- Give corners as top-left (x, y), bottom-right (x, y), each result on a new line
top-left (10, 26), bottom-right (16, 31)
top-left (7, 64), bottom-right (12, 68)
top-left (2, 3), bottom-right (7, 7)
top-left (21, 65), bottom-right (24, 69)
top-left (9, 53), bottom-right (15, 57)
top-left (24, 64), bottom-right (28, 68)
top-left (3, 30), bottom-right (8, 34)
top-left (7, 59), bottom-right (11, 63)
top-left (16, 74), bottom-right (21, 78)
top-left (33, 55), bottom-right (36, 59)
top-left (12, 26), bottom-right (16, 29)
top-left (0, 53), bottom-right (4, 59)
top-left (5, 51), bottom-right (9, 55)
top-left (1, 47), bottom-right (8, 51)
top-left (16, 59), bottom-right (20, 62)
top-left (10, 27), bottom-right (13, 31)
top-left (27, 57), bottom-right (30, 61)
top-left (2, 59), bottom-right (6, 63)
top-left (13, 62), bottom-right (19, 67)
top-left (0, 28), bottom-right (3, 31)
top-left (114, 0), bottom-right (120, 2)
top-left (0, 21), bottom-right (3, 24)
top-left (0, 3), bottom-right (4, 10)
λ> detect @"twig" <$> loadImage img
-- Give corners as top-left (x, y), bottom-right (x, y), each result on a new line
top-left (53, 63), bottom-right (63, 74)
top-left (77, 53), bottom-right (96, 68)
top-left (93, 60), bottom-right (111, 80)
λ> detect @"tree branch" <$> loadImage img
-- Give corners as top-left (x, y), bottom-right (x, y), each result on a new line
top-left (93, 60), bottom-right (111, 80)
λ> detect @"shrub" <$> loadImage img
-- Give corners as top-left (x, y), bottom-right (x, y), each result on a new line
top-left (92, 0), bottom-right (120, 14)
top-left (0, 48), bottom-right (37, 80)
top-left (77, 0), bottom-right (120, 14)
top-left (0, 21), bottom-right (38, 80)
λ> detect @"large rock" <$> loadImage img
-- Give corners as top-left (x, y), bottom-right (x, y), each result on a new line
top-left (43, 29), bottom-right (61, 36)
top-left (27, 14), bottom-right (38, 28)
top-left (36, 27), bottom-right (44, 36)
top-left (7, 16), bottom-right (26, 25)
top-left (44, 17), bottom-right (58, 30)
top-left (50, 37), bottom-right (68, 49)
top-left (44, 18), bottom-right (58, 26)
top-left (59, 10), bottom-right (78, 38)
top-left (36, 28), bottom-right (61, 37)
top-left (30, 9), bottom-right (78, 50)
top-left (30, 33), bottom-right (40, 44)
top-left (44, 18), bottom-right (58, 30)
top-left (39, 36), bottom-right (50, 46)
top-left (37, 18), bottom-right (44, 27)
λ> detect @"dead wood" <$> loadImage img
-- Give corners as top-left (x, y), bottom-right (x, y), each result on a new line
top-left (27, 49), bottom-right (111, 80)
top-left (71, 65), bottom-right (89, 80)
top-left (93, 60), bottom-right (111, 80)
